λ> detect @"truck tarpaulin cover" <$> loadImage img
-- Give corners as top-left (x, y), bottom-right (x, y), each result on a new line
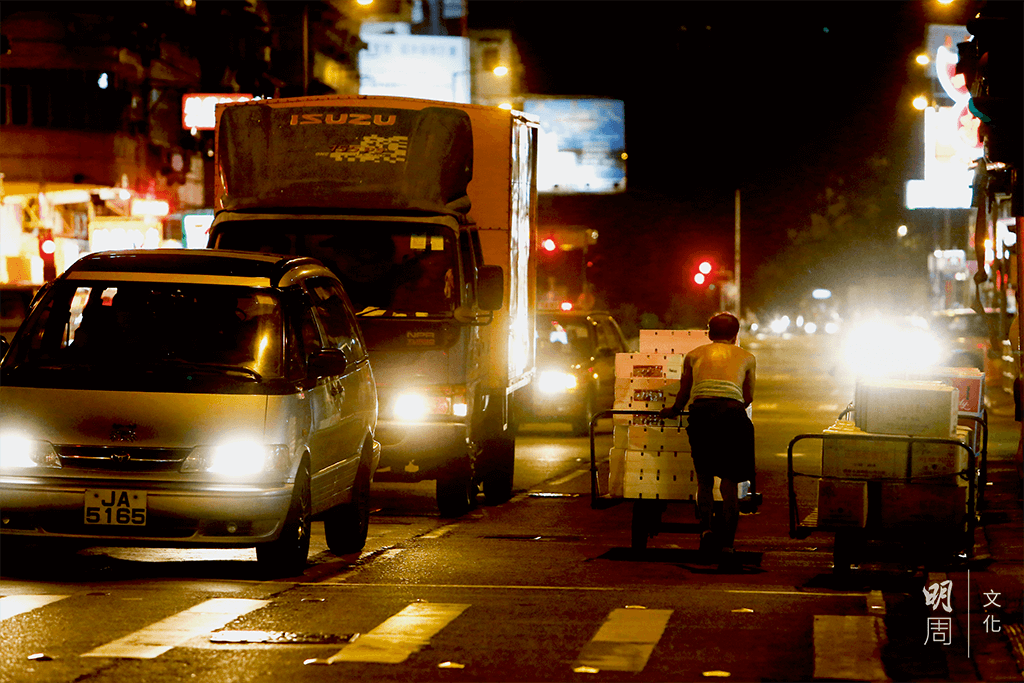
top-left (217, 103), bottom-right (473, 215)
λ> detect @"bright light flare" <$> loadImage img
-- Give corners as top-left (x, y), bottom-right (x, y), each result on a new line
top-left (769, 316), bottom-right (790, 334)
top-left (394, 393), bottom-right (430, 420)
top-left (804, 322), bottom-right (817, 334)
top-left (913, 95), bottom-right (929, 111)
top-left (698, 261), bottom-right (712, 274)
top-left (0, 434), bottom-right (60, 469)
top-left (181, 442), bottom-right (287, 475)
top-left (844, 319), bottom-right (940, 377)
top-left (538, 370), bottom-right (578, 394)
top-left (492, 66), bottom-right (509, 77)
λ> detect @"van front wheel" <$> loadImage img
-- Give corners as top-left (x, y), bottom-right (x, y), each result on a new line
top-left (257, 464), bottom-right (311, 577)
top-left (325, 459), bottom-right (372, 555)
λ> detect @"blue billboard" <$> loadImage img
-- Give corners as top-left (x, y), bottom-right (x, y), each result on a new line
top-left (523, 98), bottom-right (626, 194)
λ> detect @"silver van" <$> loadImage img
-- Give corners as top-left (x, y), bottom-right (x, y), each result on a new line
top-left (0, 250), bottom-right (378, 576)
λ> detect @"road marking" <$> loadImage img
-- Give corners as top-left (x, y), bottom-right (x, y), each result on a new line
top-left (326, 602), bottom-right (469, 664)
top-left (575, 607), bottom-right (673, 672)
top-left (82, 598), bottom-right (269, 659)
top-left (546, 469), bottom-right (588, 486)
top-left (812, 614), bottom-right (888, 681)
top-left (0, 595), bottom-right (70, 621)
top-left (420, 525), bottom-right (456, 539)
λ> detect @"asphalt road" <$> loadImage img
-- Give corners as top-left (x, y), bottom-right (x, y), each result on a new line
top-left (0, 334), bottom-right (1008, 682)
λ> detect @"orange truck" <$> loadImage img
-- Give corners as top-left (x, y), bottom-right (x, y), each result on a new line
top-left (208, 95), bottom-right (538, 515)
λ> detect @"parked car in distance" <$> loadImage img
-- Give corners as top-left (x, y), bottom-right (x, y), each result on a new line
top-left (930, 308), bottom-right (1012, 371)
top-left (518, 309), bottom-right (629, 436)
top-left (0, 250), bottom-right (379, 576)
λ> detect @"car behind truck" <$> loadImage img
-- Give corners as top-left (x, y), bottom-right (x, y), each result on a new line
top-left (209, 95), bottom-right (538, 516)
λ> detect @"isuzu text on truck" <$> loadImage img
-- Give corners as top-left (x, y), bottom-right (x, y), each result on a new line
top-left (208, 95), bottom-right (538, 516)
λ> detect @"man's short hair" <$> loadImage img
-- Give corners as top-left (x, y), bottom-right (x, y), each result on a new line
top-left (708, 312), bottom-right (740, 341)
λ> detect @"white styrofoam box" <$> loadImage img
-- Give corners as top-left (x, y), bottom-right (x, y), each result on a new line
top-left (821, 434), bottom-right (907, 480)
top-left (612, 412), bottom-right (670, 427)
top-left (910, 427), bottom-right (972, 485)
top-left (612, 425), bottom-right (629, 449)
top-left (612, 398), bottom-right (673, 413)
top-left (639, 329), bottom-right (709, 355)
top-left (908, 367), bottom-right (985, 415)
top-left (816, 480), bottom-right (868, 527)
top-left (622, 450), bottom-right (697, 500)
top-left (608, 447), bottom-right (626, 497)
top-left (627, 424), bottom-right (690, 451)
top-left (613, 377), bottom-right (681, 404)
top-left (821, 423), bottom-right (972, 483)
top-left (854, 378), bottom-right (958, 438)
top-left (615, 353), bottom-right (683, 380)
top-left (878, 482), bottom-right (968, 528)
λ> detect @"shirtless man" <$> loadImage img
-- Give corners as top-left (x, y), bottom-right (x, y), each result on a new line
top-left (659, 312), bottom-right (756, 563)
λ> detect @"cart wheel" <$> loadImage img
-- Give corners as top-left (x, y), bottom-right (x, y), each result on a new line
top-left (631, 500), bottom-right (654, 551)
top-left (832, 529), bottom-right (862, 574)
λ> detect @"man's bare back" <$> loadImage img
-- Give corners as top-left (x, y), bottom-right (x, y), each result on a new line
top-left (685, 341), bottom-right (756, 407)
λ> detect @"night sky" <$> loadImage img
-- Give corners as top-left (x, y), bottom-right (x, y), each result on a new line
top-left (467, 0), bottom-right (985, 320)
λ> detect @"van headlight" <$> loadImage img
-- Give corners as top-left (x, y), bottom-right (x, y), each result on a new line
top-left (538, 370), bottom-right (579, 394)
top-left (0, 434), bottom-right (61, 469)
top-left (182, 442), bottom-right (289, 476)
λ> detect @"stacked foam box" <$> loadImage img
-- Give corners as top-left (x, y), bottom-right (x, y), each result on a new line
top-left (818, 378), bottom-right (971, 531)
top-left (608, 330), bottom-right (708, 499)
top-left (853, 378), bottom-right (959, 438)
top-left (907, 366), bottom-right (985, 455)
top-left (819, 420), bottom-right (972, 484)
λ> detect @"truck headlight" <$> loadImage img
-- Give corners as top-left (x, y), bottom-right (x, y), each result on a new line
top-left (0, 434), bottom-right (61, 469)
top-left (538, 370), bottom-right (578, 394)
top-left (181, 442), bottom-right (289, 475)
top-left (392, 386), bottom-right (467, 421)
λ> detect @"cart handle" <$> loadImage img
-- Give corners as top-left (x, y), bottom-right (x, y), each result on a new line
top-left (588, 409), bottom-right (686, 507)
top-left (785, 432), bottom-right (978, 539)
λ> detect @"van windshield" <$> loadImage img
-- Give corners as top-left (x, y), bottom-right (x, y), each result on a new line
top-left (3, 281), bottom-right (284, 392)
top-left (215, 220), bottom-right (459, 317)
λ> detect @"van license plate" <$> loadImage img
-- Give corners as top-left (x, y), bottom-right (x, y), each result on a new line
top-left (84, 490), bottom-right (147, 526)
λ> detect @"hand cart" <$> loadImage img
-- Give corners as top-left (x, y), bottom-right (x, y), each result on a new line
top-left (787, 424), bottom-right (981, 572)
top-left (589, 409), bottom-right (761, 552)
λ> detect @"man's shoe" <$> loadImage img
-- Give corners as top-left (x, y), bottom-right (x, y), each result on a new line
top-left (718, 546), bottom-right (741, 571)
top-left (699, 530), bottom-right (716, 554)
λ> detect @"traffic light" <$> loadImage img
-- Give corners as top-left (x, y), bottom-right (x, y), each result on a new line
top-left (956, 4), bottom-right (1023, 172)
top-left (38, 229), bottom-right (56, 282)
top-left (693, 260), bottom-right (713, 285)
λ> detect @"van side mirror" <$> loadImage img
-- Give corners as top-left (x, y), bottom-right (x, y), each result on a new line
top-left (478, 265), bottom-right (503, 311)
top-left (308, 348), bottom-right (348, 378)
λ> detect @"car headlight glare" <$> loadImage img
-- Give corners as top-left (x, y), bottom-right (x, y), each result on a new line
top-left (182, 442), bottom-right (289, 475)
top-left (538, 370), bottom-right (578, 394)
top-left (0, 435), bottom-right (60, 469)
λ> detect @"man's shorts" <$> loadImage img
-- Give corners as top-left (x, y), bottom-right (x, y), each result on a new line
top-left (686, 398), bottom-right (755, 483)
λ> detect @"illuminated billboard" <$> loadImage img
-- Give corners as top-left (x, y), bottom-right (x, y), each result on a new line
top-left (358, 31), bottom-right (471, 104)
top-left (522, 98), bottom-right (626, 194)
top-left (905, 24), bottom-right (980, 210)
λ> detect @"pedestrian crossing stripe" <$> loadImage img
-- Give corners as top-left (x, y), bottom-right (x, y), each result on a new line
top-left (325, 602), bottom-right (470, 664)
top-left (2, 594), bottom-right (890, 678)
top-left (0, 595), bottom-right (70, 621)
top-left (574, 607), bottom-right (673, 672)
top-left (812, 614), bottom-right (888, 681)
top-left (81, 598), bottom-right (270, 659)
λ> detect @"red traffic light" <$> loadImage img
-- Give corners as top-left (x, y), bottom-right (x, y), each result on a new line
top-left (541, 238), bottom-right (557, 252)
top-left (698, 260), bottom-right (713, 274)
top-left (694, 272), bottom-right (706, 285)
top-left (38, 231), bottom-right (56, 259)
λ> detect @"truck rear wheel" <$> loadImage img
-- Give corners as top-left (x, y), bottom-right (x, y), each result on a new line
top-left (436, 458), bottom-right (476, 517)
